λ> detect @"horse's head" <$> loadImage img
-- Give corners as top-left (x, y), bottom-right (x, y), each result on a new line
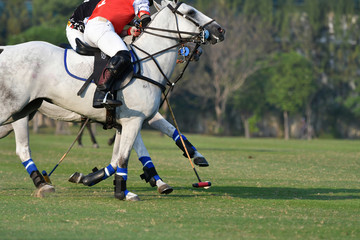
top-left (154, 0), bottom-right (225, 45)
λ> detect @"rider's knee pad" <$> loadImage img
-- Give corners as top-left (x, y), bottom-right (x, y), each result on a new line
top-left (108, 50), bottom-right (131, 77)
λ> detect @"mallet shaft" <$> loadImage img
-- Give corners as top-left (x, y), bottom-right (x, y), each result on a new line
top-left (165, 97), bottom-right (202, 183)
top-left (48, 118), bottom-right (90, 177)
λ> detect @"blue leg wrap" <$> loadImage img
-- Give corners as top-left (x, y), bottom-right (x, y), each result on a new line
top-left (139, 157), bottom-right (160, 181)
top-left (103, 164), bottom-right (115, 180)
top-left (22, 159), bottom-right (38, 175)
top-left (116, 167), bottom-right (127, 181)
top-left (139, 156), bottom-right (154, 168)
top-left (172, 129), bottom-right (197, 151)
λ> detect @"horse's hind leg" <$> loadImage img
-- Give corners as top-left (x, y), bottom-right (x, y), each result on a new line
top-left (134, 132), bottom-right (173, 194)
top-left (77, 120), bottom-right (85, 147)
top-left (12, 116), bottom-right (55, 196)
top-left (0, 124), bottom-right (14, 138)
top-left (148, 112), bottom-right (209, 167)
top-left (87, 122), bottom-right (99, 148)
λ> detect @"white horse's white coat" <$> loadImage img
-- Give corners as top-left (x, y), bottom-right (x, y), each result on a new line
top-left (0, 0), bottom-right (224, 198)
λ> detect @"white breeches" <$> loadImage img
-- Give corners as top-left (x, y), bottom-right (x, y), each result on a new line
top-left (66, 26), bottom-right (85, 50)
top-left (84, 17), bottom-right (127, 57)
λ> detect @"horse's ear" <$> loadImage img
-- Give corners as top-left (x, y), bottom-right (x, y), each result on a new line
top-left (154, 0), bottom-right (162, 11)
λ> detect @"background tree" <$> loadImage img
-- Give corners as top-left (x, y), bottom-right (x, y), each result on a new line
top-left (181, 0), bottom-right (274, 135)
top-left (0, 0), bottom-right (31, 44)
top-left (7, 0), bottom-right (78, 45)
top-left (230, 70), bottom-right (268, 138)
top-left (32, 0), bottom-right (78, 26)
top-left (266, 52), bottom-right (316, 140)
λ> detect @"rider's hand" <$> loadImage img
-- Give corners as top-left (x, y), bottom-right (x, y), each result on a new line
top-left (140, 14), bottom-right (151, 28)
top-left (127, 27), bottom-right (141, 37)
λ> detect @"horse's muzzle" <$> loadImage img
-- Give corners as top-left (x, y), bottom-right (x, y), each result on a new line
top-left (207, 23), bottom-right (226, 44)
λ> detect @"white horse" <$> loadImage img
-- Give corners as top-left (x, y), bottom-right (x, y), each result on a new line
top-left (0, 0), bottom-right (225, 201)
top-left (0, 101), bottom-right (209, 195)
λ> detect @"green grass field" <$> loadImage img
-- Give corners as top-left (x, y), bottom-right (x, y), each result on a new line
top-left (0, 128), bottom-right (359, 240)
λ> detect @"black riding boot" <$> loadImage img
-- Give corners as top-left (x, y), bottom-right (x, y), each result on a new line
top-left (93, 50), bottom-right (132, 109)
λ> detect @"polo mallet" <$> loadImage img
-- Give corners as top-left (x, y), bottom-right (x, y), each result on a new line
top-left (43, 118), bottom-right (90, 184)
top-left (165, 98), bottom-right (211, 189)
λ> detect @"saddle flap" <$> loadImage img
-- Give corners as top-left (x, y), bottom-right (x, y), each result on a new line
top-left (75, 38), bottom-right (101, 56)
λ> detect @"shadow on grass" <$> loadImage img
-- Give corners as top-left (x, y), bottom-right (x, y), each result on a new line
top-left (200, 186), bottom-right (360, 200)
top-left (134, 185), bottom-right (360, 200)
top-left (2, 184), bottom-right (359, 201)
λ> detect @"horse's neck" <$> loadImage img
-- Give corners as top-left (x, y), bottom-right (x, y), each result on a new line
top-left (133, 11), bottom-right (179, 83)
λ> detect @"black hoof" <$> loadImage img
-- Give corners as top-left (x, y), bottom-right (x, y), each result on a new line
top-left (158, 183), bottom-right (173, 195)
top-left (194, 157), bottom-right (209, 167)
top-left (114, 191), bottom-right (126, 200)
top-left (68, 172), bottom-right (84, 184)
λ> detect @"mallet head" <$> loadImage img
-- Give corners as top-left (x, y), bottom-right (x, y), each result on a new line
top-left (192, 181), bottom-right (211, 189)
top-left (42, 170), bottom-right (52, 184)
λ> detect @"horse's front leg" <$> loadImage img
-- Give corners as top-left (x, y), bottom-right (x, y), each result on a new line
top-left (113, 120), bottom-right (143, 201)
top-left (147, 112), bottom-right (209, 167)
top-left (12, 116), bottom-right (55, 196)
top-left (133, 132), bottom-right (173, 194)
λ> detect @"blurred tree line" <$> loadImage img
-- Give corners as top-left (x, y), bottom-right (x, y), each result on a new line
top-left (1, 0), bottom-right (360, 139)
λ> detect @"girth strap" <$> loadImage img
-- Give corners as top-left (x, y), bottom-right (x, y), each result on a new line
top-left (133, 73), bottom-right (166, 92)
top-left (104, 107), bottom-right (117, 130)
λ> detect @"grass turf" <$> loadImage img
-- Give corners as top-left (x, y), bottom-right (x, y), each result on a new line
top-left (0, 128), bottom-right (359, 239)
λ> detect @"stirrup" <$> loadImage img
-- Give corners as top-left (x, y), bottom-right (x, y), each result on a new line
top-left (93, 91), bottom-right (122, 109)
top-left (103, 92), bottom-right (122, 107)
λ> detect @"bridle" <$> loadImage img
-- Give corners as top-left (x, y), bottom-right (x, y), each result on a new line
top-left (142, 2), bottom-right (215, 44)
top-left (131, 2), bottom-right (216, 98)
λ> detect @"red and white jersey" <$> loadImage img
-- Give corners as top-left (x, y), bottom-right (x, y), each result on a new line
top-left (89, 0), bottom-right (150, 34)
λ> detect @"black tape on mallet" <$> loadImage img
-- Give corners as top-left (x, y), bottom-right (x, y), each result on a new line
top-left (43, 118), bottom-right (90, 184)
top-left (165, 97), bottom-right (211, 189)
